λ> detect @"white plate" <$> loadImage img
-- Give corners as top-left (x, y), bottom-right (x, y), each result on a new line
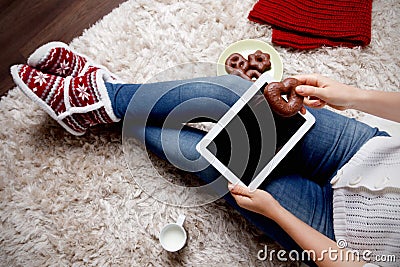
top-left (217, 39), bottom-right (283, 81)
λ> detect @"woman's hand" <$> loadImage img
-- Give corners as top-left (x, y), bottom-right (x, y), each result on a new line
top-left (229, 184), bottom-right (367, 267)
top-left (228, 183), bottom-right (281, 219)
top-left (294, 74), bottom-right (362, 111)
top-left (294, 73), bottom-right (400, 122)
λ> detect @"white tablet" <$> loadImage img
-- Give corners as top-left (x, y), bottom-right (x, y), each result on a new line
top-left (196, 73), bottom-right (315, 191)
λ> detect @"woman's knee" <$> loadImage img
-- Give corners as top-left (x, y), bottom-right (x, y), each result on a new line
top-left (200, 75), bottom-right (253, 96)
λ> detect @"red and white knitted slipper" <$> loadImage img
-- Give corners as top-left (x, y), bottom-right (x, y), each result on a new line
top-left (27, 41), bottom-right (121, 81)
top-left (10, 64), bottom-right (120, 136)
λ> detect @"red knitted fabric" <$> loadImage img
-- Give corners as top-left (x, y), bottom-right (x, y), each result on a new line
top-left (27, 41), bottom-right (120, 80)
top-left (32, 46), bottom-right (89, 77)
top-left (248, 0), bottom-right (373, 49)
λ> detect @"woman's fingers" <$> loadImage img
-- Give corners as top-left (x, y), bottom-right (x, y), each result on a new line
top-left (292, 73), bottom-right (323, 87)
top-left (303, 97), bottom-right (326, 108)
top-left (228, 183), bottom-right (250, 197)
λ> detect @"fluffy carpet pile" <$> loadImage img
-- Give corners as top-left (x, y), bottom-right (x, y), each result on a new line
top-left (1, 0), bottom-right (399, 266)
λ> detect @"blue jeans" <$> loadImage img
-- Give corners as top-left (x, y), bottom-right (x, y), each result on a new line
top-left (105, 75), bottom-right (389, 258)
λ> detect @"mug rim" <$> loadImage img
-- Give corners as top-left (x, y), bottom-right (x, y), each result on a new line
top-left (159, 223), bottom-right (187, 252)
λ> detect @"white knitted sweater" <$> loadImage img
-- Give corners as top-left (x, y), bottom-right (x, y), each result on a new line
top-left (331, 136), bottom-right (400, 266)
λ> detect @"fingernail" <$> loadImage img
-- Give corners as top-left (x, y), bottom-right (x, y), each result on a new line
top-left (296, 86), bottom-right (304, 93)
top-left (228, 183), bottom-right (234, 190)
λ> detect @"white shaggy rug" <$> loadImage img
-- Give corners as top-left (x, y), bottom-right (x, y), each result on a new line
top-left (1, 0), bottom-right (400, 266)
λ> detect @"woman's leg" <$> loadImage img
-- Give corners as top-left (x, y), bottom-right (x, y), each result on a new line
top-left (106, 75), bottom-right (253, 123)
top-left (117, 74), bottom-right (256, 197)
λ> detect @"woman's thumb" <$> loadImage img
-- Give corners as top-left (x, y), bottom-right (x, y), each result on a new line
top-left (296, 85), bottom-right (326, 100)
top-left (228, 183), bottom-right (250, 196)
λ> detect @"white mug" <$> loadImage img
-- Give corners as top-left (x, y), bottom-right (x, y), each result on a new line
top-left (159, 214), bottom-right (187, 252)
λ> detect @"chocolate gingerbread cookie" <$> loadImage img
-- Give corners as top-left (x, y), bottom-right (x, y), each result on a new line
top-left (225, 50), bottom-right (271, 81)
top-left (263, 78), bottom-right (304, 117)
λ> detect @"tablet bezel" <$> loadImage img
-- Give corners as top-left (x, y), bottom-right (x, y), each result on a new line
top-left (196, 73), bottom-right (315, 190)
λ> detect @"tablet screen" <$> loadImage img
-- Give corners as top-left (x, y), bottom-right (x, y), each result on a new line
top-left (205, 90), bottom-right (306, 186)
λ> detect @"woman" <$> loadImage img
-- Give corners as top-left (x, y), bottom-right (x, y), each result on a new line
top-left (230, 74), bottom-right (400, 266)
top-left (11, 42), bottom-right (400, 266)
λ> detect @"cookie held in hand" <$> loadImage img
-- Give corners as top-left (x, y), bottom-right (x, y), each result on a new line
top-left (263, 78), bottom-right (304, 117)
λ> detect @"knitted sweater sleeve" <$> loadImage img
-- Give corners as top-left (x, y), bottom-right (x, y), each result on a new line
top-left (331, 136), bottom-right (400, 266)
